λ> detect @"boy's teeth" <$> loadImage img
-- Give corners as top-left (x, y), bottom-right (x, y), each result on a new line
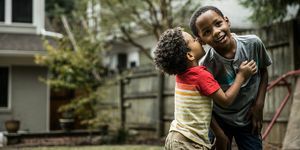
top-left (216, 36), bottom-right (224, 42)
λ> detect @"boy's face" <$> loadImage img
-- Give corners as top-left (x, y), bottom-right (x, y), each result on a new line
top-left (182, 31), bottom-right (205, 60)
top-left (195, 10), bottom-right (232, 50)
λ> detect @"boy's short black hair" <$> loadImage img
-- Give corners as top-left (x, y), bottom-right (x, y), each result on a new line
top-left (154, 27), bottom-right (191, 75)
top-left (189, 6), bottom-right (224, 37)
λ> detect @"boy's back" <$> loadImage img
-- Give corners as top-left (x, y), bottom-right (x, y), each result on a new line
top-left (170, 65), bottom-right (220, 149)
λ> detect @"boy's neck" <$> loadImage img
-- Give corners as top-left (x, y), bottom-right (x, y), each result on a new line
top-left (188, 59), bottom-right (199, 68)
top-left (215, 37), bottom-right (236, 59)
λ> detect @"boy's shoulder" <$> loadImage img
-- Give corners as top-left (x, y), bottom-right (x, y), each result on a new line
top-left (185, 66), bottom-right (208, 74)
top-left (176, 66), bottom-right (210, 82)
top-left (234, 33), bottom-right (262, 44)
top-left (199, 48), bottom-right (214, 64)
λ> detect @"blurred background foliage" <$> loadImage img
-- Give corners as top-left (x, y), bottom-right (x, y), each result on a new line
top-left (239, 0), bottom-right (299, 25)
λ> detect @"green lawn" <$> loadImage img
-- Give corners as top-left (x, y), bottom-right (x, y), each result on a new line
top-left (21, 145), bottom-right (163, 150)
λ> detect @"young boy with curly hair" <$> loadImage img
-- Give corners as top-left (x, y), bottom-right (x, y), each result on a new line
top-left (154, 27), bottom-right (257, 150)
top-left (189, 6), bottom-right (272, 150)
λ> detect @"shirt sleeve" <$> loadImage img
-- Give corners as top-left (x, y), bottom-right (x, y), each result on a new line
top-left (255, 37), bottom-right (272, 68)
top-left (196, 70), bottom-right (220, 96)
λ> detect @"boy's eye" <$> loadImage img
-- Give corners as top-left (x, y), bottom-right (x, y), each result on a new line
top-left (203, 30), bottom-right (211, 36)
top-left (215, 21), bottom-right (222, 27)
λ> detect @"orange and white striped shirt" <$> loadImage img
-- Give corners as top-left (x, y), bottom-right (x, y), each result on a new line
top-left (169, 66), bottom-right (220, 149)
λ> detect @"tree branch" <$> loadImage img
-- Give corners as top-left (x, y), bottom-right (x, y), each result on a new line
top-left (105, 0), bottom-right (153, 60)
top-left (61, 15), bottom-right (78, 51)
top-left (144, 0), bottom-right (162, 40)
top-left (120, 26), bottom-right (153, 60)
top-left (131, 6), bottom-right (153, 32)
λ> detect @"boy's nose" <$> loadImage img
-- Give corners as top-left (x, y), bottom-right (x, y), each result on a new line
top-left (213, 28), bottom-right (221, 37)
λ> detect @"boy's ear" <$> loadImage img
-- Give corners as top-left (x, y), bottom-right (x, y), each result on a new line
top-left (224, 16), bottom-right (231, 27)
top-left (186, 52), bottom-right (195, 61)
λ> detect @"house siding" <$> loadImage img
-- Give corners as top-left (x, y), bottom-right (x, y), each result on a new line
top-left (0, 66), bottom-right (48, 132)
top-left (12, 66), bottom-right (48, 132)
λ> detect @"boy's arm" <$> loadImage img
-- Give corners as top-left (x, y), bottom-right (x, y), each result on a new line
top-left (210, 74), bottom-right (245, 107)
top-left (247, 68), bottom-right (268, 134)
top-left (210, 60), bottom-right (257, 107)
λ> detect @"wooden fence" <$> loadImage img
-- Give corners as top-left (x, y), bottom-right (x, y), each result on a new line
top-left (113, 19), bottom-right (299, 145)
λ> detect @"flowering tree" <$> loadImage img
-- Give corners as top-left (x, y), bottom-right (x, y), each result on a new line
top-left (39, 0), bottom-right (113, 129)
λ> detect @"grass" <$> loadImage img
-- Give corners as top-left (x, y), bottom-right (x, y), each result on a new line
top-left (19, 145), bottom-right (163, 150)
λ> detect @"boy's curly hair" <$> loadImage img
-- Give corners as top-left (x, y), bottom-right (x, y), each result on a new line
top-left (189, 6), bottom-right (224, 37)
top-left (154, 27), bottom-right (190, 75)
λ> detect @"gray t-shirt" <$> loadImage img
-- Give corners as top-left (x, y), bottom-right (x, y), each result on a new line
top-left (200, 34), bottom-right (272, 127)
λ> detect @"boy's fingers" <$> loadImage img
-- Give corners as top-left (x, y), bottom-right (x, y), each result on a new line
top-left (247, 60), bottom-right (255, 66)
top-left (241, 60), bottom-right (248, 66)
top-left (248, 63), bottom-right (254, 68)
top-left (251, 64), bottom-right (257, 69)
top-left (248, 61), bottom-right (257, 69)
top-left (253, 68), bottom-right (258, 74)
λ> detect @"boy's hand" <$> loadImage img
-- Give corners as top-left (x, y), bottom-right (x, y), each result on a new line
top-left (247, 104), bottom-right (263, 134)
top-left (238, 60), bottom-right (257, 80)
top-left (214, 133), bottom-right (230, 150)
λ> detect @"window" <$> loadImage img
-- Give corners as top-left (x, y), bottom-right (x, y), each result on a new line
top-left (117, 53), bottom-right (127, 72)
top-left (130, 61), bottom-right (136, 68)
top-left (0, 0), bottom-right (4, 22)
top-left (0, 67), bottom-right (9, 108)
top-left (12, 0), bottom-right (33, 23)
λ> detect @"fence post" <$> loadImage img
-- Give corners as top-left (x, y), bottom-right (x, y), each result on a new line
top-left (119, 79), bottom-right (125, 129)
top-left (290, 19), bottom-right (299, 70)
top-left (156, 72), bottom-right (165, 137)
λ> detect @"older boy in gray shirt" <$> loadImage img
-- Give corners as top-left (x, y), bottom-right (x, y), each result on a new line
top-left (201, 34), bottom-right (272, 127)
top-left (190, 6), bottom-right (272, 150)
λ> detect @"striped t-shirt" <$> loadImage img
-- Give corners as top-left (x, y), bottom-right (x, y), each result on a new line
top-left (169, 66), bottom-right (220, 149)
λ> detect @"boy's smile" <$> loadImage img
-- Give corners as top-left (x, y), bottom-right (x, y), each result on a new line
top-left (195, 10), bottom-right (235, 55)
top-left (215, 31), bottom-right (227, 44)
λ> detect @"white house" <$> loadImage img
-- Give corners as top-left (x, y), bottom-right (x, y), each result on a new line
top-left (0, 0), bottom-right (51, 132)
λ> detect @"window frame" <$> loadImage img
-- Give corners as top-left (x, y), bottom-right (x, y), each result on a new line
top-left (0, 66), bottom-right (11, 112)
top-left (0, 0), bottom-right (44, 34)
